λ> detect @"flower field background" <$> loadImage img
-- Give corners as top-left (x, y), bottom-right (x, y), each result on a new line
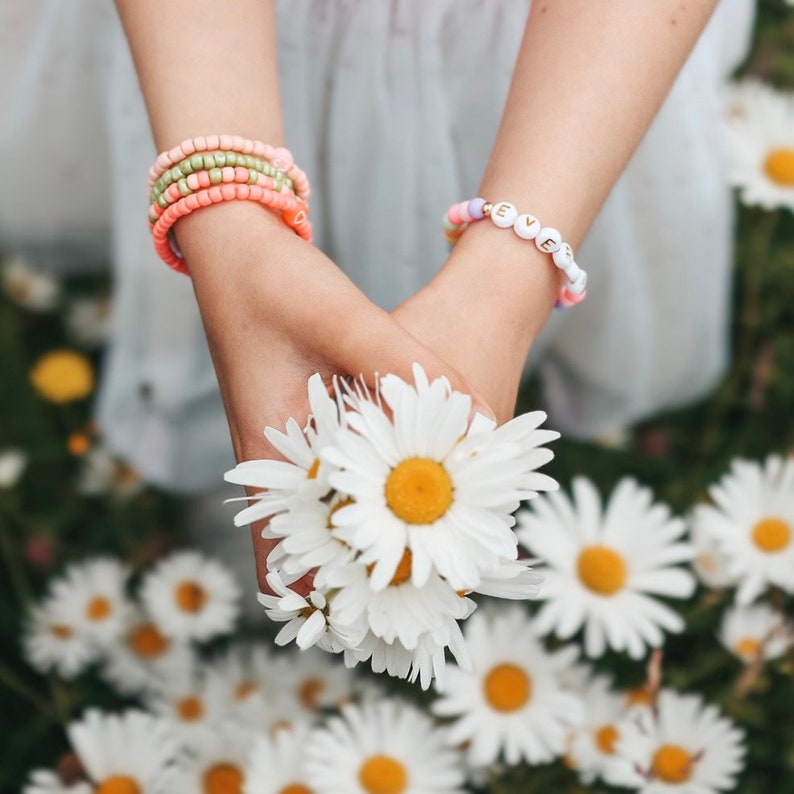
top-left (1, 3), bottom-right (794, 793)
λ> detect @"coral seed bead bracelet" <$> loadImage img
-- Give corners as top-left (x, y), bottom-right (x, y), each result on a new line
top-left (444, 198), bottom-right (587, 308)
top-left (148, 136), bottom-right (312, 274)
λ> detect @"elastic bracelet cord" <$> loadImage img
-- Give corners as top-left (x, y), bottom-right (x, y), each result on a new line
top-left (148, 135), bottom-right (310, 202)
top-left (151, 182), bottom-right (312, 275)
top-left (444, 197), bottom-right (587, 308)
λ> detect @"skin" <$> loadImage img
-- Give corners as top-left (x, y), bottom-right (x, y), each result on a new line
top-left (115, 0), bottom-right (719, 589)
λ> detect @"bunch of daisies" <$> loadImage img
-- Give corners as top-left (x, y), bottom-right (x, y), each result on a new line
top-left (225, 364), bottom-right (559, 687)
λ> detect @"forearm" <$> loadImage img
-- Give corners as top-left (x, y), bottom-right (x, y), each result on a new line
top-left (446, 0), bottom-right (719, 342)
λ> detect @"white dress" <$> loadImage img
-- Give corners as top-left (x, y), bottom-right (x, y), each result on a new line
top-left (0, 0), bottom-right (756, 493)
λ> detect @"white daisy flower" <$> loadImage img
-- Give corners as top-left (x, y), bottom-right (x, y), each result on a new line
top-left (144, 657), bottom-right (232, 742)
top-left (325, 364), bottom-right (559, 592)
top-left (566, 674), bottom-right (630, 786)
top-left (725, 79), bottom-right (794, 211)
top-left (432, 607), bottom-right (582, 767)
top-left (23, 602), bottom-right (98, 678)
top-left (718, 603), bottom-right (793, 664)
top-left (2, 254), bottom-right (60, 311)
top-left (327, 554), bottom-right (472, 652)
top-left (23, 770), bottom-right (92, 794)
top-left (0, 447), bottom-right (27, 488)
top-left (689, 520), bottom-right (738, 590)
top-left (692, 455), bottom-right (794, 605)
top-left (204, 643), bottom-right (279, 712)
top-left (177, 723), bottom-right (253, 794)
top-left (268, 495), bottom-right (357, 586)
top-left (65, 296), bottom-right (112, 348)
top-left (473, 558), bottom-right (542, 600)
top-left (100, 607), bottom-right (195, 695)
top-left (275, 647), bottom-right (358, 715)
top-left (225, 373), bottom-right (344, 526)
top-left (259, 571), bottom-right (362, 652)
top-left (244, 725), bottom-right (314, 794)
top-left (67, 709), bottom-right (182, 794)
top-left (611, 690), bottom-right (746, 793)
top-left (305, 699), bottom-right (466, 794)
top-left (46, 558), bottom-right (131, 646)
top-left (517, 477), bottom-right (695, 659)
top-left (140, 551), bottom-right (241, 642)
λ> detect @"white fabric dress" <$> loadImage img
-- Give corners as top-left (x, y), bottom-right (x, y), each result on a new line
top-left (0, 0), bottom-right (756, 493)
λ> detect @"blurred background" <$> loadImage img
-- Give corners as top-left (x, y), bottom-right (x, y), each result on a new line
top-left (1, 1), bottom-right (793, 793)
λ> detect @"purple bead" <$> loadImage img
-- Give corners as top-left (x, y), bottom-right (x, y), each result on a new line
top-left (467, 197), bottom-right (487, 221)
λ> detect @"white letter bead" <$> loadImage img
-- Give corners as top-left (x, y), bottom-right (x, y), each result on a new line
top-left (561, 261), bottom-right (581, 281)
top-left (535, 227), bottom-right (562, 253)
top-left (552, 242), bottom-right (574, 268)
top-left (513, 214), bottom-right (541, 240)
top-left (490, 201), bottom-right (518, 228)
top-left (568, 270), bottom-right (588, 295)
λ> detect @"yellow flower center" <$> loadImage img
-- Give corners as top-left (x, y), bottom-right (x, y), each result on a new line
top-left (764, 147), bottom-right (794, 187)
top-left (735, 637), bottom-right (761, 658)
top-left (595, 725), bottom-right (619, 755)
top-left (385, 458), bottom-right (453, 525)
top-left (297, 677), bottom-right (326, 710)
top-left (203, 763), bottom-right (243, 794)
top-left (50, 623), bottom-right (74, 639)
top-left (127, 622), bottom-right (169, 658)
top-left (751, 517), bottom-right (791, 553)
top-left (577, 545), bottom-right (628, 595)
top-left (234, 681), bottom-right (259, 701)
top-left (95, 777), bottom-right (141, 794)
top-left (176, 696), bottom-right (205, 722)
top-left (67, 432), bottom-right (91, 456)
top-left (29, 350), bottom-right (94, 404)
top-left (85, 596), bottom-right (112, 622)
top-left (175, 580), bottom-right (208, 612)
top-left (358, 755), bottom-right (408, 794)
top-left (306, 458), bottom-right (321, 479)
top-left (279, 786), bottom-right (313, 794)
top-left (625, 686), bottom-right (653, 707)
top-left (483, 663), bottom-right (532, 712)
top-left (652, 744), bottom-right (694, 783)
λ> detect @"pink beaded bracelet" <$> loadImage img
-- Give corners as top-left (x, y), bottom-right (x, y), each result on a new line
top-left (444, 197), bottom-right (587, 308)
top-left (151, 183), bottom-right (312, 275)
top-left (148, 135), bottom-right (310, 202)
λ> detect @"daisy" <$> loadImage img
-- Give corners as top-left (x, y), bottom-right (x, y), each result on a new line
top-left (305, 699), bottom-right (466, 793)
top-left (145, 657), bottom-right (232, 741)
top-left (46, 558), bottom-right (130, 646)
top-left (23, 602), bottom-right (98, 679)
top-left (1, 254), bottom-right (60, 311)
top-left (140, 550), bottom-right (241, 642)
top-left (0, 447), bottom-right (27, 488)
top-left (611, 690), bottom-right (746, 793)
top-left (517, 477), bottom-right (696, 659)
top-left (689, 520), bottom-right (738, 590)
top-left (325, 364), bottom-right (559, 592)
top-left (67, 709), bottom-right (183, 793)
top-left (259, 571), bottom-right (362, 652)
top-left (225, 373), bottom-right (344, 526)
top-left (177, 724), bottom-right (253, 794)
top-left (100, 607), bottom-right (195, 695)
top-left (275, 647), bottom-right (358, 715)
top-left (23, 770), bottom-right (92, 794)
top-left (718, 603), bottom-right (793, 664)
top-left (566, 674), bottom-right (630, 786)
top-left (244, 725), bottom-right (314, 794)
top-left (77, 445), bottom-right (144, 500)
top-left (65, 296), bottom-right (112, 348)
top-left (432, 607), bottom-right (583, 767)
top-left (204, 643), bottom-right (279, 713)
top-left (724, 79), bottom-right (794, 212)
top-left (692, 455), bottom-right (794, 605)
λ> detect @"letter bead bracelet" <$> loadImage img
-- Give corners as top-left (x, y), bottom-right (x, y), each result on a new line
top-left (444, 198), bottom-right (587, 308)
top-left (147, 135), bottom-right (312, 275)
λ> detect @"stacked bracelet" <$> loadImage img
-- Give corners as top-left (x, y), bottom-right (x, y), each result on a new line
top-left (148, 135), bottom-right (312, 274)
top-left (444, 197), bottom-right (587, 308)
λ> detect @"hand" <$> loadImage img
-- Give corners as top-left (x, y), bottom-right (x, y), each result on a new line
top-left (175, 201), bottom-right (493, 592)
